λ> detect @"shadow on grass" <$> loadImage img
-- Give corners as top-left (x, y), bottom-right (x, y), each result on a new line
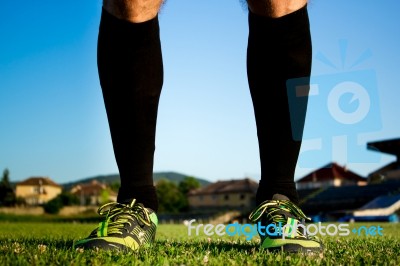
top-left (155, 239), bottom-right (259, 253)
top-left (52, 239), bottom-right (261, 254)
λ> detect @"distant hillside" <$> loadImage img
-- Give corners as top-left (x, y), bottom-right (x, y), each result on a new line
top-left (61, 172), bottom-right (211, 191)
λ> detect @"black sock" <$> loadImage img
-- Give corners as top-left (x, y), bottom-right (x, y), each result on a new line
top-left (97, 8), bottom-right (163, 211)
top-left (117, 185), bottom-right (159, 212)
top-left (246, 5), bottom-right (312, 205)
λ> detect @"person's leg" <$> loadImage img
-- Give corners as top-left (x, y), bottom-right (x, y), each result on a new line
top-left (98, 0), bottom-right (165, 211)
top-left (74, 0), bottom-right (164, 251)
top-left (246, 0), bottom-right (323, 253)
top-left (246, 0), bottom-right (311, 205)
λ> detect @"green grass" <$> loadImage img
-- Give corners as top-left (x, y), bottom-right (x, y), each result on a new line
top-left (0, 221), bottom-right (399, 265)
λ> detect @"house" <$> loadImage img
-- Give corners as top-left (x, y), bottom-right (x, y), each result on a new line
top-left (296, 162), bottom-right (367, 190)
top-left (70, 180), bottom-right (117, 206)
top-left (187, 178), bottom-right (258, 211)
top-left (367, 137), bottom-right (400, 183)
top-left (16, 177), bottom-right (62, 205)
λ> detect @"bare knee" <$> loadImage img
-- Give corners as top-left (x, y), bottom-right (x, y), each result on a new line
top-left (103, 0), bottom-right (164, 22)
top-left (247, 0), bottom-right (307, 18)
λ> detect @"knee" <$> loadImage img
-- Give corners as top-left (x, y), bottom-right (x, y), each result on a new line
top-left (247, 0), bottom-right (307, 18)
top-left (103, 0), bottom-right (164, 23)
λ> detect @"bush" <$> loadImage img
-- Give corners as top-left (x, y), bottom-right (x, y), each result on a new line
top-left (15, 197), bottom-right (26, 206)
top-left (43, 197), bottom-right (63, 214)
top-left (156, 179), bottom-right (186, 213)
top-left (42, 192), bottom-right (80, 214)
top-left (58, 192), bottom-right (80, 206)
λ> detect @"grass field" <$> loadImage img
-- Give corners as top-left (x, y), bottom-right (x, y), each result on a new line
top-left (0, 221), bottom-right (399, 265)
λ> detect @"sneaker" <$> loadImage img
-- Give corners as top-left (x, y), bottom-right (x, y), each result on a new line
top-left (249, 194), bottom-right (323, 253)
top-left (73, 199), bottom-right (158, 251)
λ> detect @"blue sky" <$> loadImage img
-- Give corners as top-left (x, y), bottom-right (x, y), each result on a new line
top-left (1, 0), bottom-right (399, 184)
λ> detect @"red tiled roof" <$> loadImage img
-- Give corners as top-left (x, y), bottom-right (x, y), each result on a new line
top-left (296, 162), bottom-right (366, 183)
top-left (188, 178), bottom-right (258, 196)
top-left (71, 180), bottom-right (117, 196)
top-left (17, 177), bottom-right (62, 188)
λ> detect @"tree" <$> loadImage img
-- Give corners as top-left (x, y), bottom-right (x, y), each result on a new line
top-left (43, 191), bottom-right (80, 214)
top-left (178, 176), bottom-right (201, 195)
top-left (368, 173), bottom-right (384, 184)
top-left (58, 191), bottom-right (80, 206)
top-left (1, 168), bottom-right (10, 187)
top-left (155, 179), bottom-right (186, 213)
top-left (177, 176), bottom-right (201, 212)
top-left (109, 182), bottom-right (121, 192)
top-left (100, 189), bottom-right (110, 205)
top-left (0, 168), bottom-right (16, 206)
top-left (43, 197), bottom-right (63, 214)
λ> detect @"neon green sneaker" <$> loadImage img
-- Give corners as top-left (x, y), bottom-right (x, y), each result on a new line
top-left (73, 199), bottom-right (157, 251)
top-left (249, 194), bottom-right (323, 253)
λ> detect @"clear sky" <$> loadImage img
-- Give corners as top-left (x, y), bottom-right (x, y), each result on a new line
top-left (1, 0), bottom-right (399, 184)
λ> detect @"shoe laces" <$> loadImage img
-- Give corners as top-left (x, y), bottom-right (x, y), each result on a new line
top-left (249, 199), bottom-right (311, 239)
top-left (96, 199), bottom-right (151, 237)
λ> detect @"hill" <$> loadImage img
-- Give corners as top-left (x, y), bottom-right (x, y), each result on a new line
top-left (61, 171), bottom-right (211, 191)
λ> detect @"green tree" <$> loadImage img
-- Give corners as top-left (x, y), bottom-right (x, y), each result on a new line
top-left (177, 176), bottom-right (201, 212)
top-left (178, 176), bottom-right (201, 195)
top-left (1, 168), bottom-right (10, 187)
top-left (100, 189), bottom-right (110, 204)
top-left (109, 182), bottom-right (121, 192)
top-left (43, 191), bottom-right (80, 214)
top-left (0, 168), bottom-right (16, 206)
top-left (368, 173), bottom-right (384, 184)
top-left (15, 197), bottom-right (26, 206)
top-left (43, 197), bottom-right (63, 214)
top-left (156, 179), bottom-right (186, 213)
top-left (58, 191), bottom-right (80, 206)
